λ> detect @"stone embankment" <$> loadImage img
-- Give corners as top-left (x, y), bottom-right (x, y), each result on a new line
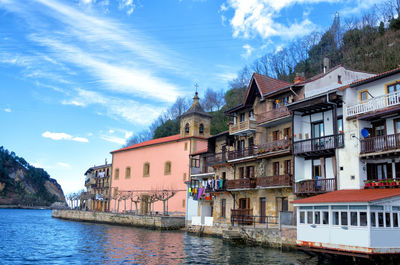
top-left (52, 210), bottom-right (185, 230)
top-left (186, 224), bottom-right (297, 249)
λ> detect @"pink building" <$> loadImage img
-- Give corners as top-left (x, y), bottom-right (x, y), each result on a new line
top-left (110, 93), bottom-right (210, 215)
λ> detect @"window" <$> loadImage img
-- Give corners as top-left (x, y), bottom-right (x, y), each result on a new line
top-left (273, 162), bottom-right (280, 176)
top-left (307, 211), bottom-right (313, 224)
top-left (233, 113), bottom-right (237, 125)
top-left (239, 167), bottom-right (245, 178)
top-left (333, 211), bottom-right (339, 225)
top-left (371, 212), bottom-right (376, 227)
top-left (360, 90), bottom-right (368, 101)
top-left (184, 142), bottom-right (188, 151)
top-left (378, 212), bottom-right (384, 227)
top-left (337, 116), bottom-right (343, 133)
top-left (387, 81), bottom-right (400, 94)
top-left (314, 211), bottom-right (321, 224)
top-left (114, 168), bottom-right (119, 180)
top-left (341, 212), bottom-right (348, 226)
top-left (360, 212), bottom-right (367, 226)
top-left (393, 213), bottom-right (399, 227)
top-left (240, 113), bottom-right (245, 122)
top-left (221, 199), bottom-right (226, 218)
top-left (386, 212), bottom-right (391, 227)
top-left (273, 130), bottom-right (279, 141)
top-left (183, 173), bottom-right (187, 182)
top-left (125, 167), bottom-right (131, 179)
top-left (191, 158), bottom-right (199, 168)
top-left (323, 211), bottom-right (329, 224)
top-left (249, 110), bottom-right (255, 120)
top-left (199, 124), bottom-right (204, 134)
top-left (246, 166), bottom-right (254, 178)
top-left (143, 162), bottom-right (150, 177)
top-left (284, 160), bottom-right (291, 175)
top-left (182, 199), bottom-right (186, 208)
top-left (164, 161), bottom-right (171, 175)
top-left (185, 123), bottom-right (190, 133)
top-left (300, 211), bottom-right (305, 224)
top-left (283, 127), bottom-right (291, 139)
top-left (350, 212), bottom-right (358, 226)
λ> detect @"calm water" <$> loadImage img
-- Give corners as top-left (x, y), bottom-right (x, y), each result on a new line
top-left (0, 209), bottom-right (330, 264)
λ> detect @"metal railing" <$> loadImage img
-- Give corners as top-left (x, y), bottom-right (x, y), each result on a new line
top-left (256, 106), bottom-right (290, 124)
top-left (256, 174), bottom-right (292, 188)
top-left (293, 134), bottom-right (344, 155)
top-left (228, 146), bottom-right (257, 160)
top-left (360, 133), bottom-right (400, 154)
top-left (231, 209), bottom-right (278, 228)
top-left (258, 139), bottom-right (291, 154)
top-left (347, 90), bottom-right (400, 117)
top-left (205, 152), bottom-right (227, 165)
top-left (295, 178), bottom-right (336, 194)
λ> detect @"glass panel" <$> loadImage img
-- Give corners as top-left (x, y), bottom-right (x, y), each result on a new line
top-left (315, 211), bottom-right (321, 224)
top-left (386, 212), bottom-right (391, 227)
top-left (360, 212), bottom-right (367, 226)
top-left (299, 206), bottom-right (313, 210)
top-left (300, 211), bottom-right (305, 224)
top-left (322, 211), bottom-right (329, 224)
top-left (315, 206), bottom-right (329, 210)
top-left (350, 212), bottom-right (358, 226)
top-left (371, 212), bottom-right (376, 227)
top-left (337, 118), bottom-right (343, 133)
top-left (333, 211), bottom-right (339, 225)
top-left (307, 211), bottom-right (313, 224)
top-left (378, 212), bottom-right (384, 227)
top-left (393, 213), bottom-right (399, 228)
top-left (349, 205), bottom-right (367, 210)
top-left (371, 205), bottom-right (384, 211)
top-left (332, 205), bottom-right (348, 210)
top-left (393, 206), bottom-right (400, 211)
top-left (341, 212), bottom-right (348, 226)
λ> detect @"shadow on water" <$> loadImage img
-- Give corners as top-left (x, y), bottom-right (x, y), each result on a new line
top-left (0, 209), bottom-right (342, 264)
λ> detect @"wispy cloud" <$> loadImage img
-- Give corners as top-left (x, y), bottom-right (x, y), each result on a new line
top-left (42, 131), bottom-right (89, 143)
top-left (4, 108), bottom-right (11, 113)
top-left (57, 162), bottom-right (71, 168)
top-left (100, 128), bottom-right (133, 145)
top-left (241, 44), bottom-right (254, 58)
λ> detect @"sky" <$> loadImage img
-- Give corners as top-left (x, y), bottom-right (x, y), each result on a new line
top-left (0, 0), bottom-right (382, 195)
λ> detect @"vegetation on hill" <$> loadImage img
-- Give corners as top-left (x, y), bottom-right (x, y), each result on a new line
top-left (0, 146), bottom-right (65, 206)
top-left (125, 2), bottom-right (400, 146)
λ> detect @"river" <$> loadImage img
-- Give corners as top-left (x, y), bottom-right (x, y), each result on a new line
top-left (0, 209), bottom-right (334, 264)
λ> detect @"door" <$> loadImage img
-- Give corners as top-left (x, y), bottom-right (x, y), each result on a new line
top-left (248, 137), bottom-right (254, 155)
top-left (273, 162), bottom-right (280, 176)
top-left (312, 121), bottom-right (324, 150)
top-left (260, 197), bottom-right (266, 223)
top-left (372, 121), bottom-right (386, 151)
top-left (394, 119), bottom-right (400, 148)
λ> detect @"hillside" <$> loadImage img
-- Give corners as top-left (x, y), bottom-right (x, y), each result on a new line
top-left (0, 146), bottom-right (66, 206)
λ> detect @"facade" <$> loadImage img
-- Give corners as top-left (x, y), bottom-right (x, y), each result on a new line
top-left (293, 67), bottom-right (400, 256)
top-left (111, 93), bottom-right (209, 215)
top-left (83, 163), bottom-right (112, 211)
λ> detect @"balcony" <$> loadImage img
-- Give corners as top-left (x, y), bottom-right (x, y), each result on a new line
top-left (205, 152), bottom-right (227, 166)
top-left (229, 119), bottom-right (257, 136)
top-left (293, 134), bottom-right (344, 157)
top-left (294, 178), bottom-right (336, 195)
top-left (256, 106), bottom-right (290, 125)
top-left (256, 174), bottom-right (292, 188)
top-left (226, 178), bottom-right (256, 190)
top-left (228, 146), bottom-right (257, 161)
top-left (258, 139), bottom-right (291, 156)
top-left (347, 90), bottom-right (400, 117)
top-left (360, 133), bottom-right (400, 155)
top-left (364, 178), bottom-right (400, 189)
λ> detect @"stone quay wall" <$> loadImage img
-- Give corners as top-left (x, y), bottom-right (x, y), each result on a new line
top-left (52, 210), bottom-right (185, 230)
top-left (186, 223), bottom-right (297, 249)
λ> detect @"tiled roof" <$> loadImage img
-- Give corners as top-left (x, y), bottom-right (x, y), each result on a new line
top-left (293, 189), bottom-right (400, 204)
top-left (190, 148), bottom-right (208, 156)
top-left (111, 134), bottom-right (181, 153)
top-left (349, 66), bottom-right (400, 87)
top-left (253, 73), bottom-right (292, 96)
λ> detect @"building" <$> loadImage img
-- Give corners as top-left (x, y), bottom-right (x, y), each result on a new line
top-left (293, 67), bottom-right (400, 257)
top-left (83, 163), bottom-right (112, 211)
top-left (110, 92), bottom-right (209, 215)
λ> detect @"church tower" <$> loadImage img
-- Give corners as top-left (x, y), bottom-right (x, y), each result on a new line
top-left (180, 92), bottom-right (211, 138)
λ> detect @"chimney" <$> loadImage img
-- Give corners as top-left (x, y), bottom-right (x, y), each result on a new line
top-left (323, 57), bottom-right (330, 73)
top-left (294, 72), bottom-right (305, 84)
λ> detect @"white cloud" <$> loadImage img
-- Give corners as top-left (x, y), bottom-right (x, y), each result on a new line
top-left (100, 135), bottom-right (127, 145)
top-left (57, 162), bottom-right (71, 168)
top-left (4, 108), bottom-right (11, 112)
top-left (42, 131), bottom-right (89, 143)
top-left (241, 44), bottom-right (254, 58)
top-left (222, 0), bottom-right (334, 39)
top-left (100, 128), bottom-right (133, 145)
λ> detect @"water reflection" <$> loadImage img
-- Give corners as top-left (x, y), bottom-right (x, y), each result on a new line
top-left (0, 209), bottom-right (327, 265)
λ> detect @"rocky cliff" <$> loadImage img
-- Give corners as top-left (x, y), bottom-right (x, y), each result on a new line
top-left (0, 146), bottom-right (66, 206)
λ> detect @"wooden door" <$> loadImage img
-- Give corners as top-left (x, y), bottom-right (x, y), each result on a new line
top-left (260, 197), bottom-right (266, 223)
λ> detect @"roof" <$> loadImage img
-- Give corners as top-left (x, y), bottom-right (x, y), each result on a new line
top-left (253, 73), bottom-right (292, 96)
top-left (190, 148), bottom-right (208, 156)
top-left (111, 134), bottom-right (181, 153)
top-left (293, 189), bottom-right (400, 204)
top-left (347, 66), bottom-right (400, 88)
top-left (180, 92), bottom-right (211, 118)
top-left (296, 65), bottom-right (343, 85)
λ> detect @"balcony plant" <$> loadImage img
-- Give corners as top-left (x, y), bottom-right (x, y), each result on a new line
top-left (364, 180), bottom-right (372, 188)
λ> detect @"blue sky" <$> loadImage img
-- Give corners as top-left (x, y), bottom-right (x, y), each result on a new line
top-left (0, 0), bottom-right (381, 194)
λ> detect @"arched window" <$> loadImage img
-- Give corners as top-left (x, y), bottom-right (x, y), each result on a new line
top-left (164, 161), bottom-right (171, 175)
top-left (143, 162), bottom-right (150, 177)
top-left (199, 123), bottom-right (204, 134)
top-left (125, 167), bottom-right (131, 179)
top-left (185, 123), bottom-right (190, 133)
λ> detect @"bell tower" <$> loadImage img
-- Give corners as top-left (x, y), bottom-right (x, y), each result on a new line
top-left (180, 92), bottom-right (211, 138)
